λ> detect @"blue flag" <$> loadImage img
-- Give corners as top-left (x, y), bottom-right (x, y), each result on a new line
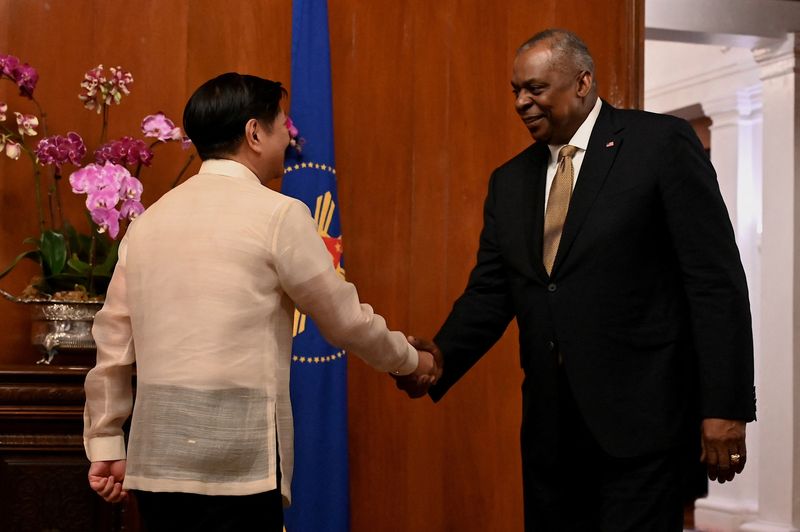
top-left (282, 1), bottom-right (350, 531)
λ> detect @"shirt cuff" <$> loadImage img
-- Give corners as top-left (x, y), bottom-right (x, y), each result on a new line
top-left (85, 436), bottom-right (127, 462)
top-left (392, 343), bottom-right (419, 376)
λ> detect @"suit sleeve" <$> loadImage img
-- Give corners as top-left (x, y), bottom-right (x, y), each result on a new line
top-left (429, 171), bottom-right (515, 401)
top-left (659, 119), bottom-right (756, 421)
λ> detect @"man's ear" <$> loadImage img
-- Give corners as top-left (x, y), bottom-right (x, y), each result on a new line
top-left (245, 118), bottom-right (260, 150)
top-left (576, 70), bottom-right (593, 97)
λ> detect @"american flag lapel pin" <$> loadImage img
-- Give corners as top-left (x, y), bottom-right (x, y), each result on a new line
top-left (605, 140), bottom-right (615, 148)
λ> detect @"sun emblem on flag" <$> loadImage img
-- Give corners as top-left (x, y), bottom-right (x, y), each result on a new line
top-left (293, 190), bottom-right (345, 338)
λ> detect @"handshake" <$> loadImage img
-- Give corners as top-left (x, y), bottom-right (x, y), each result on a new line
top-left (392, 336), bottom-right (444, 398)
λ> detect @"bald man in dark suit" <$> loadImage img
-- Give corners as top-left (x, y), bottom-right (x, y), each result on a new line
top-left (398, 29), bottom-right (755, 531)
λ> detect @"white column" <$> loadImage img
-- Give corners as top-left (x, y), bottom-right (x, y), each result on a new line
top-left (694, 86), bottom-right (764, 532)
top-left (739, 34), bottom-right (800, 532)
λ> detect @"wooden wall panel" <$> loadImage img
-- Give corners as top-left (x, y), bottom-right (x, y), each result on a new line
top-left (0, 1), bottom-right (642, 529)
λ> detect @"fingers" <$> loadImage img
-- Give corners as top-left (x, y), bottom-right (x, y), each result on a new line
top-left (90, 474), bottom-right (123, 502)
top-left (106, 482), bottom-right (128, 503)
top-left (88, 461), bottom-right (127, 503)
top-left (412, 351), bottom-right (436, 381)
top-left (408, 336), bottom-right (444, 382)
top-left (392, 336), bottom-right (445, 399)
top-left (392, 374), bottom-right (430, 398)
top-left (729, 443), bottom-right (746, 475)
top-left (704, 446), bottom-right (719, 482)
top-left (701, 418), bottom-right (747, 483)
top-left (410, 350), bottom-right (441, 389)
top-left (88, 475), bottom-right (109, 493)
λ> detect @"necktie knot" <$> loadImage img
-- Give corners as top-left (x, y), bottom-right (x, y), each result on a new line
top-left (559, 144), bottom-right (578, 161)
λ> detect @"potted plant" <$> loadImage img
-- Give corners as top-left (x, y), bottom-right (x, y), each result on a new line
top-left (0, 55), bottom-right (193, 363)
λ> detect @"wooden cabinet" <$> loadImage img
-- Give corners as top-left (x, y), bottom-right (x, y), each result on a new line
top-left (0, 364), bottom-right (140, 532)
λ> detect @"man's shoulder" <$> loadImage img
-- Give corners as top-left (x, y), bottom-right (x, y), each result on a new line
top-left (134, 173), bottom-right (300, 231)
top-left (606, 105), bottom-right (690, 136)
top-left (494, 143), bottom-right (543, 177)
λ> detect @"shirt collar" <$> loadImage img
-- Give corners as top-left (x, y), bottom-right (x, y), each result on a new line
top-left (198, 159), bottom-right (262, 185)
top-left (547, 96), bottom-right (602, 162)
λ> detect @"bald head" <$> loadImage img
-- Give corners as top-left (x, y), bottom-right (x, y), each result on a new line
top-left (518, 29), bottom-right (595, 84)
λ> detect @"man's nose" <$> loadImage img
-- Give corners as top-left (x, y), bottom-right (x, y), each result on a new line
top-left (515, 92), bottom-right (533, 112)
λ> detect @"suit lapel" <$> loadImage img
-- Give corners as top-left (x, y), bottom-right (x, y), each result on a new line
top-left (551, 102), bottom-right (623, 275)
top-left (518, 142), bottom-right (550, 282)
top-left (502, 143), bottom-right (549, 282)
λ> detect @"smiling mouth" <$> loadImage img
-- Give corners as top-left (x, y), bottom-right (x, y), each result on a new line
top-left (522, 115), bottom-right (545, 126)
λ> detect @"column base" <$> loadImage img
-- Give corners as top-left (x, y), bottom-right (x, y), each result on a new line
top-left (695, 496), bottom-right (757, 531)
top-left (740, 521), bottom-right (800, 532)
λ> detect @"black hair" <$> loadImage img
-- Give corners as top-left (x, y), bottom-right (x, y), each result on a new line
top-left (183, 73), bottom-right (287, 160)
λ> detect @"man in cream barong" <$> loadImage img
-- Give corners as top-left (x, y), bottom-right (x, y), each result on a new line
top-left (83, 73), bottom-right (438, 532)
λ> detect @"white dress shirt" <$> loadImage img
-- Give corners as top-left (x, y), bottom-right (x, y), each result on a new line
top-left (83, 159), bottom-right (418, 502)
top-left (544, 97), bottom-right (603, 211)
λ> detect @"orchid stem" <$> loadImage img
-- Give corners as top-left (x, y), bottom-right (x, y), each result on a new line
top-left (31, 158), bottom-right (46, 234)
top-left (170, 153), bottom-right (196, 189)
top-left (99, 105), bottom-right (109, 145)
top-left (53, 169), bottom-right (64, 231)
top-left (31, 97), bottom-right (48, 138)
top-left (87, 232), bottom-right (97, 294)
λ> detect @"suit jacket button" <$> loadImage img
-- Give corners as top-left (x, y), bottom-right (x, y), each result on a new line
top-left (547, 283), bottom-right (557, 292)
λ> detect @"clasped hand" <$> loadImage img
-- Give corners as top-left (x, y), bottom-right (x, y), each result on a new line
top-left (88, 459), bottom-right (128, 503)
top-left (391, 336), bottom-right (443, 398)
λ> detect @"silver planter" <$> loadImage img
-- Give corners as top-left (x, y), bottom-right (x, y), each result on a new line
top-left (1, 289), bottom-right (102, 364)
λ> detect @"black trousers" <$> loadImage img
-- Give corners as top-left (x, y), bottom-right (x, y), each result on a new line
top-left (522, 367), bottom-right (686, 532)
top-left (132, 488), bottom-right (284, 532)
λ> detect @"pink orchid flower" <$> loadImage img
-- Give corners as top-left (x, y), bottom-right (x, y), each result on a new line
top-left (86, 187), bottom-right (121, 211)
top-left (79, 65), bottom-right (133, 112)
top-left (101, 161), bottom-right (131, 190)
top-left (95, 137), bottom-right (153, 167)
top-left (35, 132), bottom-right (86, 168)
top-left (120, 199), bottom-right (145, 220)
top-left (14, 112), bottom-right (38, 136)
top-left (141, 112), bottom-right (183, 142)
top-left (4, 139), bottom-right (20, 160)
top-left (285, 116), bottom-right (299, 138)
top-left (69, 161), bottom-right (128, 194)
top-left (0, 102), bottom-right (6, 122)
top-left (90, 207), bottom-right (121, 239)
top-left (120, 175), bottom-right (143, 201)
top-left (69, 164), bottom-right (103, 194)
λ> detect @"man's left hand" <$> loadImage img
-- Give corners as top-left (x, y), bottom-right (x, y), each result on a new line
top-left (701, 418), bottom-right (747, 483)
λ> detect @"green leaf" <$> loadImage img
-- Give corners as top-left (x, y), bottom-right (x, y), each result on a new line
top-left (0, 249), bottom-right (40, 279)
top-left (95, 231), bottom-right (111, 257)
top-left (39, 230), bottom-right (67, 277)
top-left (93, 240), bottom-right (119, 276)
top-left (66, 253), bottom-right (91, 274)
top-left (63, 222), bottom-right (79, 251)
top-left (76, 234), bottom-right (93, 258)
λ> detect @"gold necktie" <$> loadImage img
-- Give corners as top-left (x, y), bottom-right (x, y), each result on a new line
top-left (543, 145), bottom-right (578, 275)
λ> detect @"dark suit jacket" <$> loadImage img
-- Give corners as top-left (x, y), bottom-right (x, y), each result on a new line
top-left (429, 101), bottom-right (756, 461)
